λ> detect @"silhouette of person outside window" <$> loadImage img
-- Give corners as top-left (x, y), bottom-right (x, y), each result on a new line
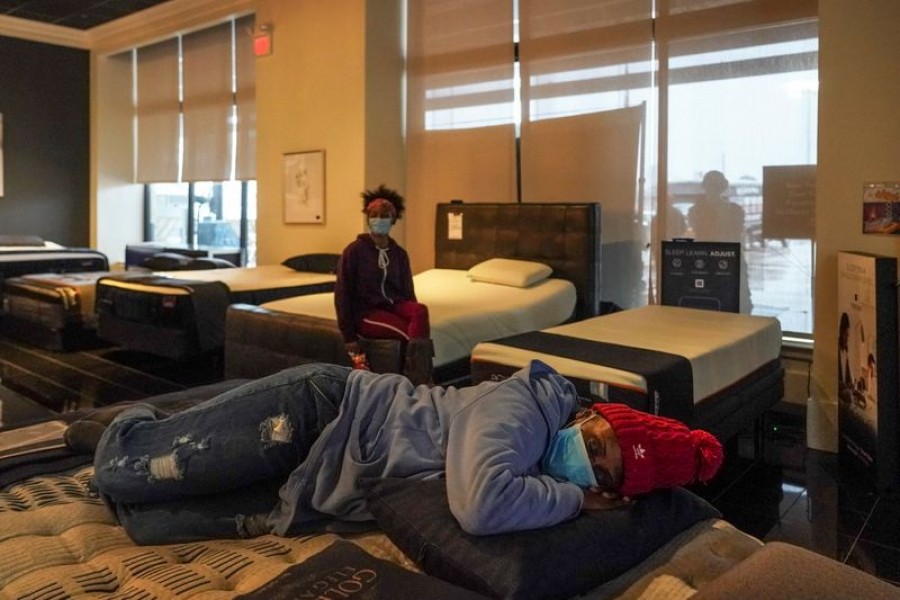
top-left (688, 170), bottom-right (753, 313)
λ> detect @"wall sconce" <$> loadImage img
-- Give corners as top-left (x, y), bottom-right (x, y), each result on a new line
top-left (254, 23), bottom-right (273, 57)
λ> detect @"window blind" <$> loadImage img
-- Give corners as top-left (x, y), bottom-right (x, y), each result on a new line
top-left (136, 38), bottom-right (180, 183)
top-left (234, 15), bottom-right (257, 180)
top-left (182, 22), bottom-right (232, 182)
top-left (134, 17), bottom-right (256, 184)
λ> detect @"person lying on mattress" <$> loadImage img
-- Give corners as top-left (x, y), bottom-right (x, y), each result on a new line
top-left (335, 184), bottom-right (433, 384)
top-left (69, 360), bottom-right (723, 545)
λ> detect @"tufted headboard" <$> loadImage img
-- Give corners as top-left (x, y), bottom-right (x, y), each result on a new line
top-left (434, 202), bottom-right (601, 320)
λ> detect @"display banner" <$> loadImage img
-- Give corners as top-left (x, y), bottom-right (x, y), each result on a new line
top-left (837, 251), bottom-right (899, 491)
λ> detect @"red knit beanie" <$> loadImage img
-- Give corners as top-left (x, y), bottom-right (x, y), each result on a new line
top-left (593, 403), bottom-right (724, 497)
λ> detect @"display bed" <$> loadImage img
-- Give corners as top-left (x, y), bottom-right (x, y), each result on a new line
top-left (470, 305), bottom-right (784, 443)
top-left (0, 379), bottom-right (765, 600)
top-left (0, 373), bottom-right (763, 600)
top-left (224, 202), bottom-right (602, 384)
top-left (0, 459), bottom-right (766, 599)
top-left (0, 271), bottom-right (113, 350)
top-left (226, 267), bottom-right (576, 383)
top-left (95, 265), bottom-right (337, 360)
top-left (5, 376), bottom-right (892, 599)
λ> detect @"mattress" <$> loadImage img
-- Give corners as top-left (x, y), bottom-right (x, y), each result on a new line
top-left (0, 240), bottom-right (64, 250)
top-left (470, 306), bottom-right (784, 435)
top-left (0, 464), bottom-right (417, 598)
top-left (0, 463), bottom-right (762, 599)
top-left (100, 265), bottom-right (336, 303)
top-left (0, 244), bottom-right (109, 280)
top-left (473, 305), bottom-right (781, 402)
top-left (259, 268), bottom-right (577, 368)
top-left (1, 271), bottom-right (111, 330)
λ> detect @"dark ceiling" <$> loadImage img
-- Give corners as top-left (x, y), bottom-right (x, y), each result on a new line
top-left (0, 0), bottom-right (173, 30)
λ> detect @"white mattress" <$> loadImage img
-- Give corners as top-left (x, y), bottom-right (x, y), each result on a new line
top-left (0, 241), bottom-right (64, 251)
top-left (98, 265), bottom-right (335, 295)
top-left (471, 305), bottom-right (782, 402)
top-left (259, 268), bottom-right (577, 367)
top-left (0, 248), bottom-right (100, 264)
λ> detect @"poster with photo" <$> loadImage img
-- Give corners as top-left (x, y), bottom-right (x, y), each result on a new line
top-left (837, 251), bottom-right (899, 491)
top-left (862, 182), bottom-right (900, 234)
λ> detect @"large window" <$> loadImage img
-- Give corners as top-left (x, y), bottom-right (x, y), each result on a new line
top-left (147, 181), bottom-right (257, 265)
top-left (407, 0), bottom-right (817, 337)
top-left (664, 21), bottom-right (817, 334)
top-left (132, 16), bottom-right (258, 264)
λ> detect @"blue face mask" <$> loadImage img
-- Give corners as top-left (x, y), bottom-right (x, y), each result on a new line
top-left (368, 217), bottom-right (393, 236)
top-left (541, 423), bottom-right (598, 488)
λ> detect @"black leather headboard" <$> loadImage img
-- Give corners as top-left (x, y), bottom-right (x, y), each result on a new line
top-left (434, 202), bottom-right (601, 319)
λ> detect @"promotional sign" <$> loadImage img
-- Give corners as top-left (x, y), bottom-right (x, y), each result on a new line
top-left (661, 241), bottom-right (740, 313)
top-left (762, 165), bottom-right (815, 240)
top-left (837, 251), bottom-right (899, 491)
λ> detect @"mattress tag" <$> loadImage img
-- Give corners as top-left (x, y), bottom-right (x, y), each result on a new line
top-left (447, 213), bottom-right (463, 240)
top-left (589, 381), bottom-right (608, 400)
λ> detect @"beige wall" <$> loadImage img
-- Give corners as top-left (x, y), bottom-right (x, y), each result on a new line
top-left (810, 0), bottom-right (900, 450)
top-left (254, 0), bottom-right (404, 265)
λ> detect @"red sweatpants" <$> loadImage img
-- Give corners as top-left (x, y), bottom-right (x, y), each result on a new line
top-left (357, 300), bottom-right (430, 341)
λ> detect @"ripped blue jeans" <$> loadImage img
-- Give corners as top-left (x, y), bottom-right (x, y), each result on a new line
top-left (93, 363), bottom-right (350, 545)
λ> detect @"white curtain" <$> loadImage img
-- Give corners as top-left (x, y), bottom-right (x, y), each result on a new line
top-left (518, 0), bottom-right (653, 309)
top-left (405, 0), bottom-right (516, 268)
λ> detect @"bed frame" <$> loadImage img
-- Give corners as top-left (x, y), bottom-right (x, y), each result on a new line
top-left (224, 202), bottom-right (602, 383)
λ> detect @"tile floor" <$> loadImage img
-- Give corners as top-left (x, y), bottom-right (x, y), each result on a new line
top-left (692, 406), bottom-right (900, 588)
top-left (1, 337), bottom-right (898, 588)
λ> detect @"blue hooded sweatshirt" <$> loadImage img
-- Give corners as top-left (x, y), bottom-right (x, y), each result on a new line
top-left (267, 360), bottom-right (583, 536)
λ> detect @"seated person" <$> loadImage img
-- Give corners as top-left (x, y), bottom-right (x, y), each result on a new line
top-left (70, 360), bottom-right (723, 545)
top-left (335, 185), bottom-right (433, 384)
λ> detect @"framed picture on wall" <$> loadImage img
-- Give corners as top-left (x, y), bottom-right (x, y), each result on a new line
top-left (283, 150), bottom-right (325, 224)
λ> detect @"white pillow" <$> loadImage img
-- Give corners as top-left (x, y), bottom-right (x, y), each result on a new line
top-left (467, 258), bottom-right (553, 288)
